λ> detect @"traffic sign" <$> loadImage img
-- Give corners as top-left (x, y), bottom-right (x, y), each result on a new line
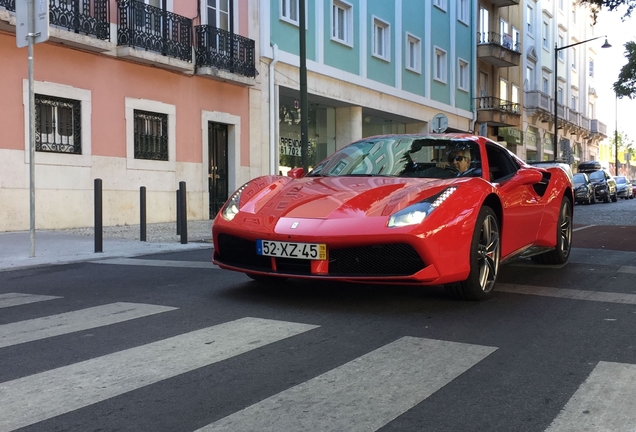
top-left (16, 0), bottom-right (49, 48)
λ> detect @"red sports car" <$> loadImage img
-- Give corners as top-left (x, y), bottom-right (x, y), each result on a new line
top-left (213, 134), bottom-right (573, 300)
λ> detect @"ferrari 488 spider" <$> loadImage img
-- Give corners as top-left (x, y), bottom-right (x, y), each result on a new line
top-left (213, 134), bottom-right (573, 300)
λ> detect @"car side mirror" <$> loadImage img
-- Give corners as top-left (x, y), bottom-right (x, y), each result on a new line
top-left (501, 168), bottom-right (543, 189)
top-left (287, 167), bottom-right (305, 178)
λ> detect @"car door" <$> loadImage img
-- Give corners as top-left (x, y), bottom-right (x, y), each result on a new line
top-left (486, 144), bottom-right (545, 257)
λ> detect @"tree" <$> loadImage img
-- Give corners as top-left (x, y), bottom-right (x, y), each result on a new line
top-left (578, 1), bottom-right (636, 20)
top-left (610, 130), bottom-right (635, 161)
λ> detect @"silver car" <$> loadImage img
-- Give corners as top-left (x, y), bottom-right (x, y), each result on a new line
top-left (615, 176), bottom-right (634, 199)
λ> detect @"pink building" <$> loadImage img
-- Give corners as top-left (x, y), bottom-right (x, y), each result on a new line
top-left (0, 0), bottom-right (261, 231)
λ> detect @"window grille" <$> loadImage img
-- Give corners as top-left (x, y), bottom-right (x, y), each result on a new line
top-left (134, 110), bottom-right (168, 161)
top-left (35, 94), bottom-right (81, 154)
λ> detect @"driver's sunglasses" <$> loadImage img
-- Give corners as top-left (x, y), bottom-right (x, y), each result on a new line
top-left (453, 155), bottom-right (468, 162)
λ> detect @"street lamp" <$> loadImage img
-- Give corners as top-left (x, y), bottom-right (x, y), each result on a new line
top-left (553, 36), bottom-right (611, 160)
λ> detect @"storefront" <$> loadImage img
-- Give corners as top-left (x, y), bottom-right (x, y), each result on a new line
top-left (498, 127), bottom-right (522, 157)
top-left (525, 126), bottom-right (539, 161)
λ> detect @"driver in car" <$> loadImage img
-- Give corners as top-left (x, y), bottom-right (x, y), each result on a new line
top-left (437, 148), bottom-right (471, 174)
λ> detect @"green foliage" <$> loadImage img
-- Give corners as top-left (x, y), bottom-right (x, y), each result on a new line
top-left (577, 0), bottom-right (636, 21)
top-left (613, 42), bottom-right (636, 98)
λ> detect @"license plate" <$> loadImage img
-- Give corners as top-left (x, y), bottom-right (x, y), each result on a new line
top-left (256, 240), bottom-right (327, 260)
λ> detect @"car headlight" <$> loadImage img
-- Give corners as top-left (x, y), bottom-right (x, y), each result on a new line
top-left (221, 182), bottom-right (250, 221)
top-left (388, 187), bottom-right (457, 228)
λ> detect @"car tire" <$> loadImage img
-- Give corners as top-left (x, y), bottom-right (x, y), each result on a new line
top-left (611, 193), bottom-right (618, 202)
top-left (530, 196), bottom-right (572, 265)
top-left (446, 206), bottom-right (500, 301)
top-left (590, 194), bottom-right (596, 205)
top-left (246, 273), bottom-right (288, 284)
top-left (603, 193), bottom-right (610, 203)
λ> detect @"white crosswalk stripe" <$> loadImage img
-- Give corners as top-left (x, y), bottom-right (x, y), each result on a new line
top-left (196, 337), bottom-right (497, 432)
top-left (0, 302), bottom-right (177, 349)
top-left (0, 292), bottom-right (61, 309)
top-left (0, 317), bottom-right (318, 432)
top-left (545, 361), bottom-right (636, 432)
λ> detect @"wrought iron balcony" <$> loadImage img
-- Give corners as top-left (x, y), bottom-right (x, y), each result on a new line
top-left (475, 96), bottom-right (521, 127)
top-left (195, 25), bottom-right (256, 78)
top-left (117, 0), bottom-right (192, 62)
top-left (477, 31), bottom-right (521, 68)
top-left (1, 0), bottom-right (109, 40)
top-left (0, 0), bottom-right (15, 11)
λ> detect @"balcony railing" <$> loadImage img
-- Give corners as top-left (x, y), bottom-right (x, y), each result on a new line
top-left (477, 31), bottom-right (521, 52)
top-left (195, 25), bottom-right (256, 78)
top-left (476, 96), bottom-right (520, 114)
top-left (0, 0), bottom-right (15, 11)
top-left (1, 0), bottom-right (109, 40)
top-left (117, 0), bottom-right (192, 62)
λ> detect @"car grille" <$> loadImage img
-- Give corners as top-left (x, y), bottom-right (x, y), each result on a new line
top-left (216, 234), bottom-right (425, 277)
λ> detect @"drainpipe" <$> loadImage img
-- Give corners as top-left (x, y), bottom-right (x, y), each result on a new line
top-left (269, 44), bottom-right (279, 175)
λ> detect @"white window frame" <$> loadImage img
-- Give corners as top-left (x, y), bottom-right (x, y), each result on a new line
top-left (457, 0), bottom-right (469, 25)
top-left (526, 4), bottom-right (533, 35)
top-left (512, 26), bottom-right (520, 51)
top-left (434, 0), bottom-right (447, 12)
top-left (542, 20), bottom-right (549, 49)
top-left (499, 78), bottom-right (508, 101)
top-left (458, 58), bottom-right (469, 92)
top-left (434, 46), bottom-right (447, 83)
top-left (372, 16), bottom-right (390, 61)
top-left (205, 0), bottom-right (230, 30)
top-left (405, 32), bottom-right (421, 73)
top-left (22, 80), bottom-right (92, 167)
top-left (512, 84), bottom-right (520, 112)
top-left (571, 46), bottom-right (577, 70)
top-left (125, 98), bottom-right (176, 172)
top-left (500, 19), bottom-right (509, 48)
top-left (558, 34), bottom-right (565, 60)
top-left (571, 88), bottom-right (579, 111)
top-left (280, 0), bottom-right (299, 25)
top-left (542, 73), bottom-right (549, 93)
top-left (589, 58), bottom-right (595, 77)
top-left (526, 64), bottom-right (535, 91)
top-left (331, 0), bottom-right (353, 46)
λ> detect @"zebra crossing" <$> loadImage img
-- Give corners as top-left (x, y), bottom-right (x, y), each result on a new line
top-left (2, 292), bottom-right (636, 432)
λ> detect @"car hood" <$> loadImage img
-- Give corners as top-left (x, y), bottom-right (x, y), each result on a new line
top-left (241, 176), bottom-right (459, 219)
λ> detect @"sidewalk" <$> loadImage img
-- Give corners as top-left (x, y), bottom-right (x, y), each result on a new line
top-left (0, 220), bottom-right (214, 272)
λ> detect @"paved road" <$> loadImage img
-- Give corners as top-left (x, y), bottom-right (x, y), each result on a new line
top-left (1, 231), bottom-right (636, 432)
top-left (573, 194), bottom-right (636, 251)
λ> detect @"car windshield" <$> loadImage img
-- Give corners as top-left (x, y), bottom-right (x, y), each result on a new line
top-left (573, 173), bottom-right (587, 184)
top-left (589, 171), bottom-right (605, 181)
top-left (616, 177), bottom-right (626, 184)
top-left (306, 137), bottom-right (482, 179)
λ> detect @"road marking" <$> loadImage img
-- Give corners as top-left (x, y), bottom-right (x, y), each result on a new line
top-left (573, 225), bottom-right (597, 232)
top-left (618, 266), bottom-right (636, 274)
top-left (0, 302), bottom-right (177, 349)
top-left (0, 317), bottom-right (318, 432)
top-left (0, 293), bottom-right (61, 309)
top-left (94, 258), bottom-right (219, 269)
top-left (545, 361), bottom-right (636, 432)
top-left (497, 283), bottom-right (636, 304)
top-left (196, 337), bottom-right (497, 432)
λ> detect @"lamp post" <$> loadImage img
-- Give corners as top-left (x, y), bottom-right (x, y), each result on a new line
top-left (553, 36), bottom-right (611, 160)
top-left (615, 92), bottom-right (619, 175)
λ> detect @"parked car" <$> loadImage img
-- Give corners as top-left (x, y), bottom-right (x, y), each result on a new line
top-left (213, 134), bottom-right (574, 301)
top-left (572, 173), bottom-right (596, 204)
top-left (577, 161), bottom-right (617, 203)
top-left (615, 176), bottom-right (634, 199)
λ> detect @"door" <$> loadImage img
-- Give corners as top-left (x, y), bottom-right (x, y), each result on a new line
top-left (209, 122), bottom-right (229, 219)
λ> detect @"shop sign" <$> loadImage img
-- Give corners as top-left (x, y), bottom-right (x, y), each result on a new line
top-left (499, 127), bottom-right (522, 145)
top-left (280, 136), bottom-right (302, 157)
top-left (525, 127), bottom-right (538, 149)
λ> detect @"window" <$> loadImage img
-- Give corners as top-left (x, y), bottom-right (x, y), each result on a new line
top-left (558, 34), bottom-right (565, 60)
top-left (458, 0), bottom-right (469, 24)
top-left (512, 26), bottom-right (520, 51)
top-left (125, 98), bottom-right (176, 171)
top-left (134, 110), bottom-right (168, 161)
top-left (331, 1), bottom-right (353, 45)
top-left (373, 17), bottom-right (390, 60)
top-left (206, 0), bottom-right (229, 30)
top-left (35, 94), bottom-right (81, 154)
top-left (500, 19), bottom-right (509, 48)
top-left (559, 0), bottom-right (564, 11)
top-left (478, 7), bottom-right (489, 43)
top-left (571, 89), bottom-right (578, 111)
top-left (542, 20), bottom-right (549, 49)
top-left (499, 78), bottom-right (508, 101)
top-left (458, 59), bottom-right (469, 91)
top-left (571, 46), bottom-right (577, 70)
top-left (434, 0), bottom-right (447, 11)
top-left (406, 33), bottom-right (421, 73)
top-left (589, 59), bottom-right (594, 77)
top-left (281, 0), bottom-right (299, 25)
top-left (557, 85), bottom-right (564, 104)
top-left (526, 65), bottom-right (535, 91)
top-left (542, 74), bottom-right (549, 93)
top-left (526, 4), bottom-right (533, 35)
top-left (434, 47), bottom-right (447, 83)
top-left (512, 85), bottom-right (520, 112)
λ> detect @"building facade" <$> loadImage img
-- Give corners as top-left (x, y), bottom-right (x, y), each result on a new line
top-left (0, 0), bottom-right (260, 231)
top-left (521, 0), bottom-right (607, 168)
top-left (259, 0), bottom-right (477, 176)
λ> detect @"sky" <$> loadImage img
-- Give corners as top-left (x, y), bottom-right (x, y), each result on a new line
top-left (593, 7), bottom-right (636, 145)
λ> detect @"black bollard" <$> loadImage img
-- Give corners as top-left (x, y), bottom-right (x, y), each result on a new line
top-left (140, 186), bottom-right (146, 242)
top-left (94, 178), bottom-right (103, 253)
top-left (176, 189), bottom-right (181, 236)
top-left (179, 181), bottom-right (187, 244)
